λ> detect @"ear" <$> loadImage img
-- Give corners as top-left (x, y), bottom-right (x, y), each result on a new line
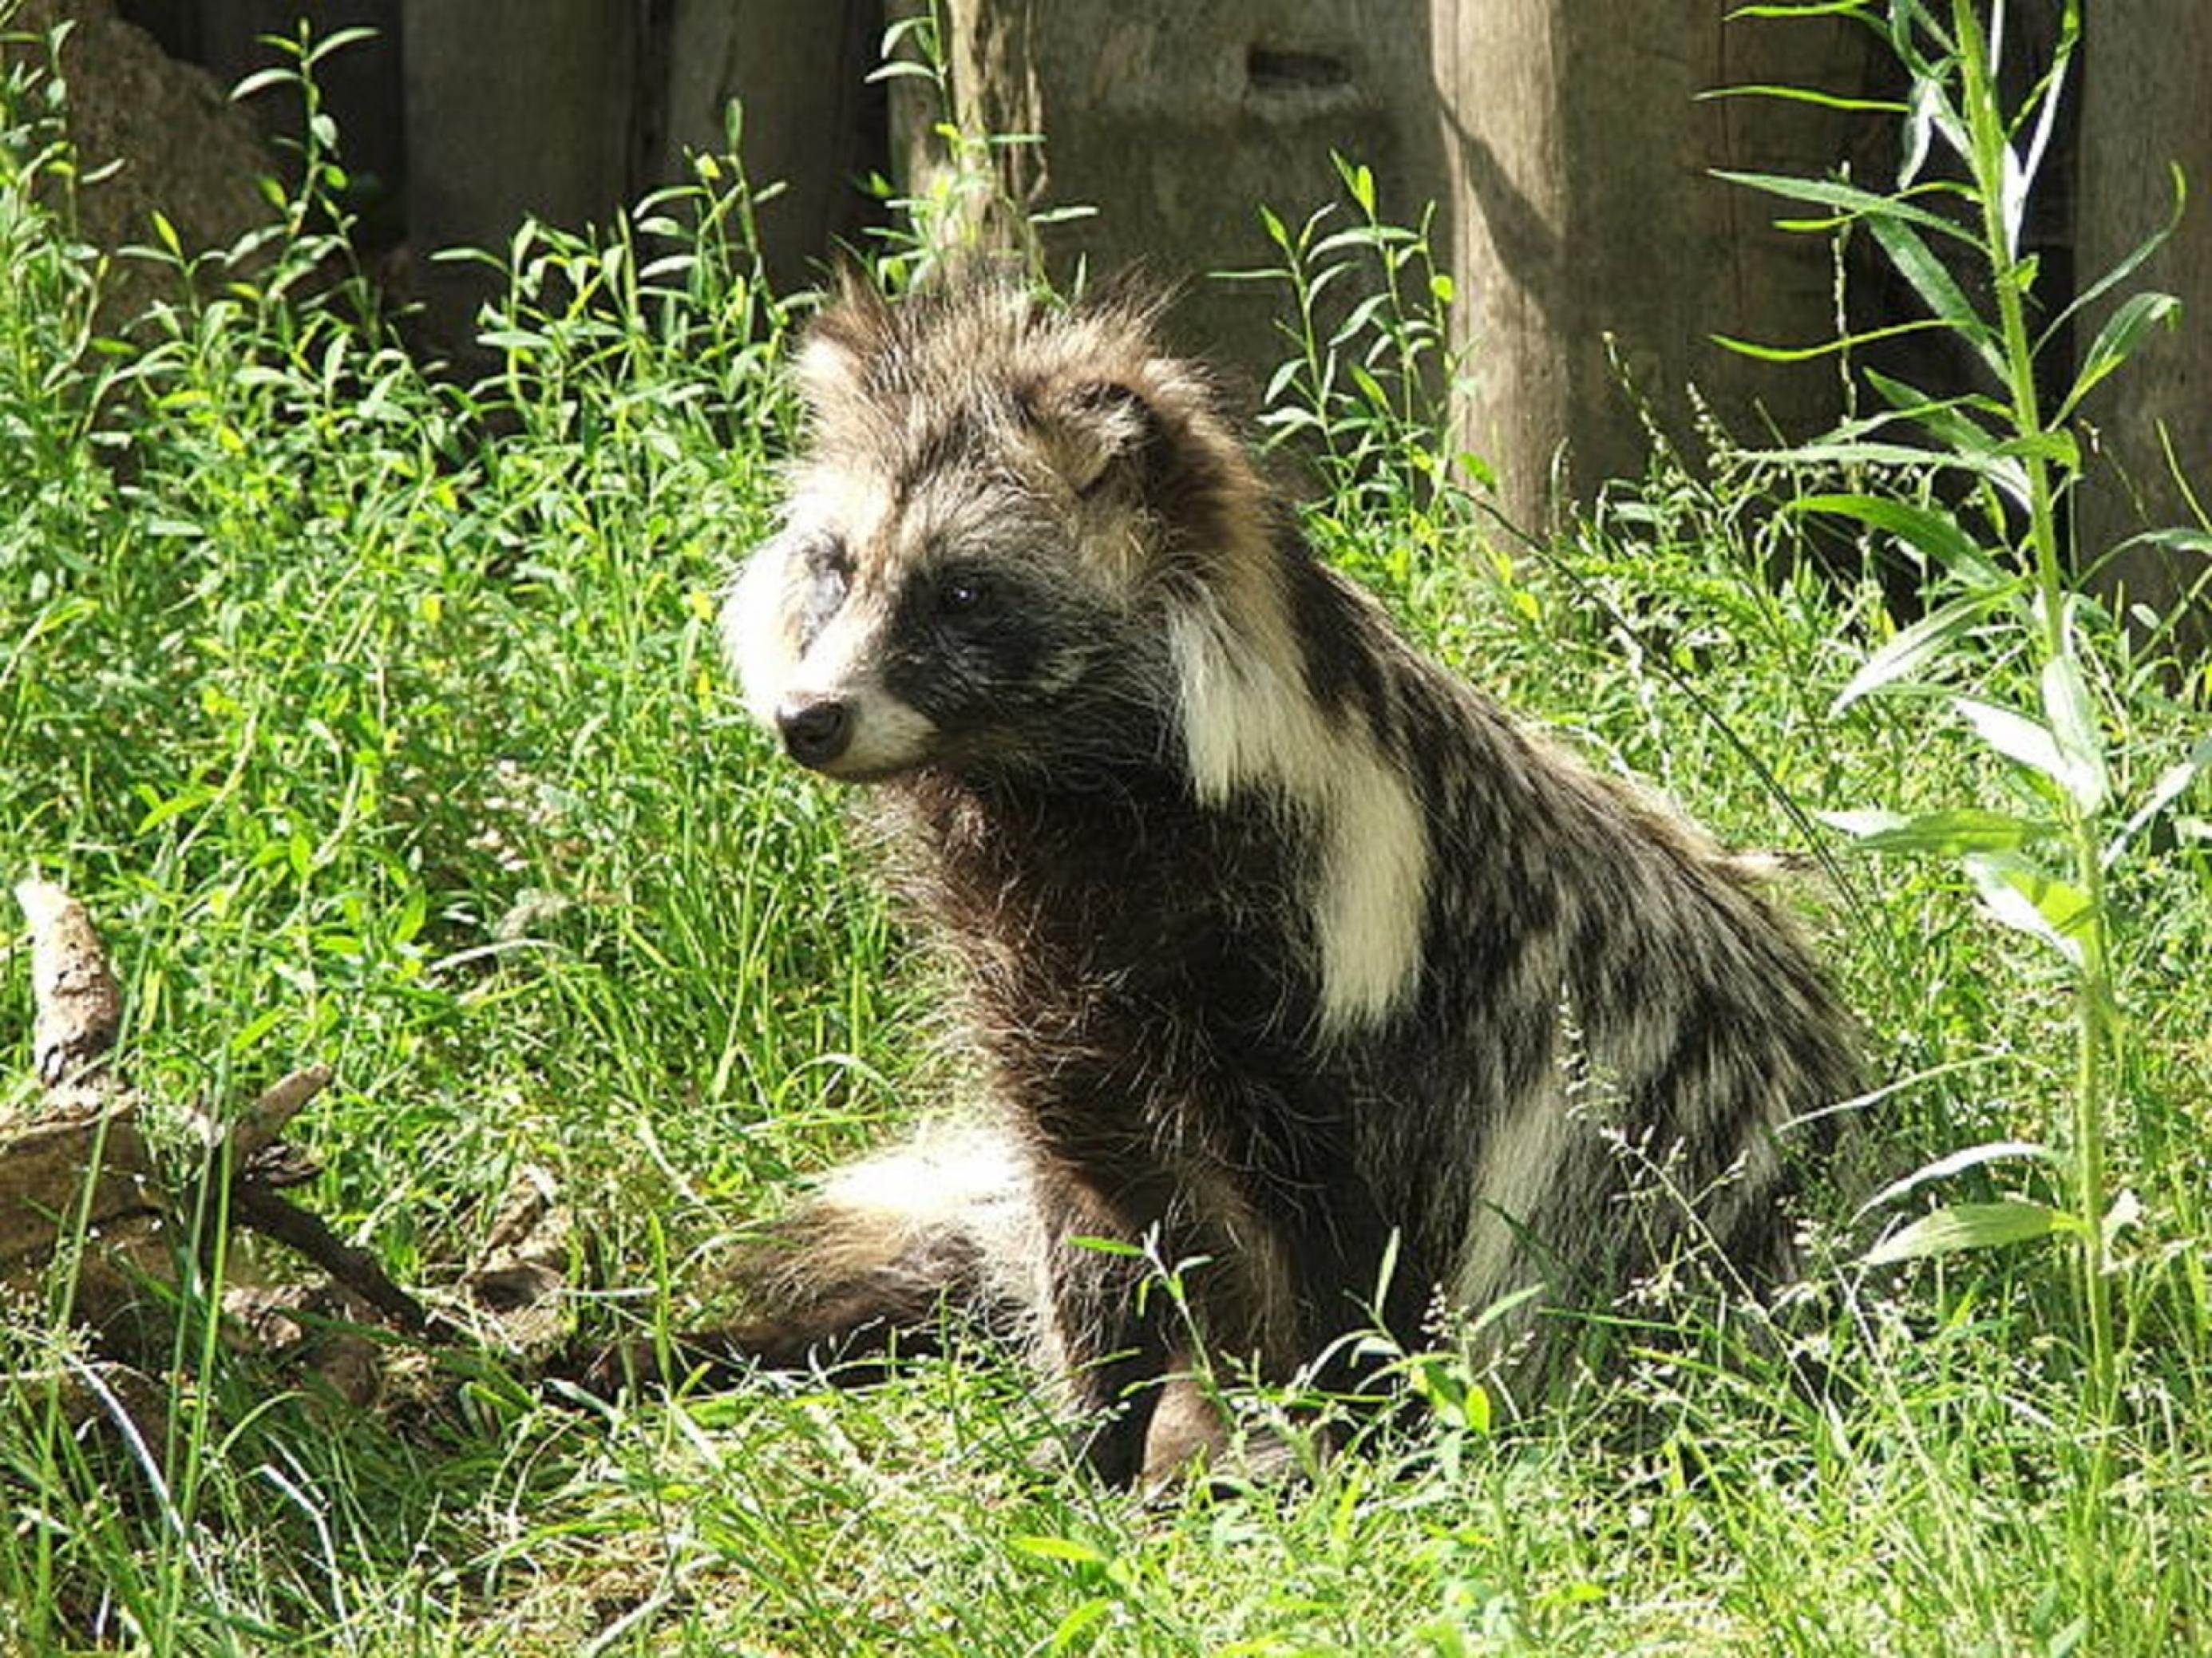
top-left (793, 271), bottom-right (893, 410)
top-left (1029, 378), bottom-right (1165, 500)
top-left (793, 330), bottom-right (864, 408)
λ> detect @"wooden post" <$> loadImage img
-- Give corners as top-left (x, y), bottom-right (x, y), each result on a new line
top-left (657, 0), bottom-right (884, 298)
top-left (1431, 1), bottom-right (1882, 528)
top-left (400, 0), bottom-right (639, 358)
top-left (901, 0), bottom-right (1452, 403)
top-left (910, 1), bottom-right (1878, 524)
top-left (2075, 2), bottom-right (2212, 632)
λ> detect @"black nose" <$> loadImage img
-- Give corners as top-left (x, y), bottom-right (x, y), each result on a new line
top-left (776, 697), bottom-right (852, 767)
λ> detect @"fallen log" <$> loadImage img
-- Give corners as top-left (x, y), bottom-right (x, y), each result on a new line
top-left (6, 877), bottom-right (442, 1353)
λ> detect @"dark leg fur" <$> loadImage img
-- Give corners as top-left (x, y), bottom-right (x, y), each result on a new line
top-left (572, 1226), bottom-right (1011, 1396)
top-left (1039, 1202), bottom-right (1176, 1488)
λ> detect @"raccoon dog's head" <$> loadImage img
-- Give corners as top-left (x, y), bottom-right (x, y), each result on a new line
top-left (723, 274), bottom-right (1260, 784)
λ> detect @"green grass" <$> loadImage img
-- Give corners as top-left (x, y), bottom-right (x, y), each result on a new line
top-left (6, 18), bottom-right (2212, 1656)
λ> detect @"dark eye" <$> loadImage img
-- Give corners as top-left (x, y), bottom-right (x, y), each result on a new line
top-left (805, 536), bottom-right (853, 584)
top-left (937, 574), bottom-right (989, 617)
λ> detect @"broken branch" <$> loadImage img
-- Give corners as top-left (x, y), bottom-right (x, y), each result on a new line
top-left (227, 1176), bottom-right (443, 1339)
top-left (15, 876), bottom-right (123, 1090)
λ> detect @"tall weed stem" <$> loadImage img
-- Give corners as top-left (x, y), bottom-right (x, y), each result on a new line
top-left (1722, 10), bottom-right (2195, 1619)
top-left (1951, 0), bottom-right (2115, 1423)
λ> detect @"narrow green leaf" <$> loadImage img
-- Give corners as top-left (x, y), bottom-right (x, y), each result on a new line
top-left (1830, 589), bottom-right (2005, 712)
top-left (2037, 164), bottom-right (2185, 352)
top-left (2108, 526), bottom-right (2212, 560)
top-left (1712, 169), bottom-right (1975, 243)
top-left (1963, 850), bottom-right (2095, 964)
top-left (1861, 370), bottom-right (2029, 505)
top-left (228, 1005), bottom-right (287, 1056)
top-left (2103, 1189), bottom-right (2143, 1252)
top-left (1854, 1138), bottom-right (2056, 1219)
top-left (1331, 293), bottom-right (1391, 347)
top-left (303, 25), bottom-right (380, 65)
top-left (1050, 1598), bottom-right (1117, 1647)
top-left (2014, 26), bottom-right (2073, 207)
top-left (1997, 136), bottom-right (2029, 259)
top-left (135, 784), bottom-right (220, 833)
top-left (1067, 1234), bottom-right (1145, 1258)
top-left (1727, 3), bottom-right (1877, 17)
top-left (2107, 730), bottom-right (2212, 865)
top-left (1862, 369), bottom-right (2009, 449)
top-left (229, 65), bottom-right (295, 103)
top-left (2056, 291), bottom-right (2182, 421)
top-left (1700, 82), bottom-right (1908, 115)
top-left (1012, 1535), bottom-right (1112, 1567)
top-left (1866, 214), bottom-right (2004, 377)
top-left (1992, 428), bottom-right (2080, 472)
top-left (1898, 66), bottom-right (1953, 187)
top-left (2039, 656), bottom-right (2110, 813)
top-left (1953, 698), bottom-right (2070, 793)
top-left (1819, 807), bottom-right (1909, 840)
top-left (1791, 492), bottom-right (1988, 576)
top-left (1711, 316), bottom-right (1954, 363)
top-left (1349, 162), bottom-right (1377, 216)
top-left (1835, 806), bottom-right (2054, 857)
top-left (878, 13), bottom-right (936, 51)
top-left (1864, 1199), bottom-right (2072, 1265)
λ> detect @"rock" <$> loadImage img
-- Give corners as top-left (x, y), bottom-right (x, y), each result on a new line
top-left (6, 0), bottom-right (277, 328)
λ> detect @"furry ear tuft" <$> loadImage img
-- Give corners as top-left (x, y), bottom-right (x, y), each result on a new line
top-left (795, 269), bottom-right (895, 408)
top-left (1030, 378), bottom-right (1165, 499)
top-left (794, 330), bottom-right (865, 408)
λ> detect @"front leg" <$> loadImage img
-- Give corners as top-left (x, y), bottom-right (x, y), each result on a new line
top-left (1036, 1173), bottom-right (1177, 1488)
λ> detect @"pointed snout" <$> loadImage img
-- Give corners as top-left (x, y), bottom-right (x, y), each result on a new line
top-left (776, 696), bottom-right (853, 769)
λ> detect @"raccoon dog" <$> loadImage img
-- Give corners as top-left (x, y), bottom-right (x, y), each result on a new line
top-left (685, 273), bottom-right (1859, 1486)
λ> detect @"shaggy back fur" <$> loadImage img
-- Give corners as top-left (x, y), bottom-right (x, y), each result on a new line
top-left (701, 271), bottom-right (1861, 1486)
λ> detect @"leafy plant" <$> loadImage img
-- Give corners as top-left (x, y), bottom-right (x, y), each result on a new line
top-left (865, 0), bottom-right (1094, 292)
top-left (1225, 154), bottom-right (1486, 540)
top-left (1722, 0), bottom-right (2205, 1615)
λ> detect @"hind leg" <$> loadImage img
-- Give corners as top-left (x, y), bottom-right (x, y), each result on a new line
top-left (584, 1226), bottom-right (1006, 1391)
top-left (573, 1127), bottom-right (1040, 1393)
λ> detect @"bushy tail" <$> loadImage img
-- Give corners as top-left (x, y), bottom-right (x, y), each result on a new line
top-left (576, 1126), bottom-right (1043, 1391)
